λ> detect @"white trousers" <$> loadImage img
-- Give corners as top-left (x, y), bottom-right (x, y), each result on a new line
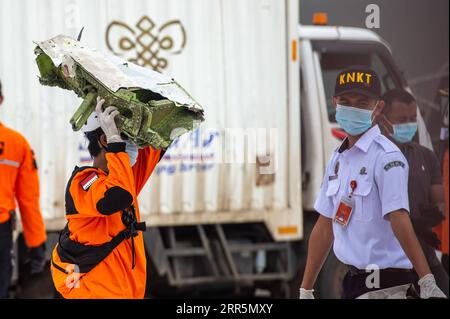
top-left (356, 284), bottom-right (411, 299)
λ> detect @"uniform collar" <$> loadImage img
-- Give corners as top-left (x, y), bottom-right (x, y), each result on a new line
top-left (337, 125), bottom-right (381, 154)
top-left (354, 125), bottom-right (381, 153)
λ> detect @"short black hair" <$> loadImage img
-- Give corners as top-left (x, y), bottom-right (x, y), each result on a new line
top-left (382, 89), bottom-right (416, 114)
top-left (0, 79), bottom-right (3, 97)
top-left (85, 127), bottom-right (105, 157)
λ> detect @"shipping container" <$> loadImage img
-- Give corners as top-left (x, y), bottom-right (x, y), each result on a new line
top-left (0, 0), bottom-right (302, 242)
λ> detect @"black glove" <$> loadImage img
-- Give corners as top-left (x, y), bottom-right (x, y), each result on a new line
top-left (418, 204), bottom-right (445, 228)
top-left (28, 243), bottom-right (46, 275)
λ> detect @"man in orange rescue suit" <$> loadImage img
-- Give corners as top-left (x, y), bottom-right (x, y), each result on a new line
top-left (51, 97), bottom-right (165, 299)
top-left (0, 79), bottom-right (47, 298)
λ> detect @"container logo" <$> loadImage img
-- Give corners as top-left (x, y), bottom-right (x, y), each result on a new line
top-left (105, 15), bottom-right (187, 71)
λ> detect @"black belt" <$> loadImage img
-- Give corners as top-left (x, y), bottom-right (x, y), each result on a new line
top-left (347, 265), bottom-right (413, 277)
top-left (342, 265), bottom-right (416, 299)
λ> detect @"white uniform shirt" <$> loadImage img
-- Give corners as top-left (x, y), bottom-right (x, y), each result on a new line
top-left (314, 125), bottom-right (412, 270)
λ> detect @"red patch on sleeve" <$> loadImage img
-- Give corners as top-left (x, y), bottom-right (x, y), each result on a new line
top-left (80, 172), bottom-right (99, 191)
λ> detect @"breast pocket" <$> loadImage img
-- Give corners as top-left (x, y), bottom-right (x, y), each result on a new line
top-left (351, 180), bottom-right (374, 222)
top-left (326, 179), bottom-right (340, 196)
top-left (325, 179), bottom-right (341, 212)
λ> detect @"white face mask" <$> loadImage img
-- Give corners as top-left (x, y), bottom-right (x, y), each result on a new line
top-left (125, 140), bottom-right (139, 166)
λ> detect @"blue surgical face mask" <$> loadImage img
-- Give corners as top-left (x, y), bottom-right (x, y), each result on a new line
top-left (335, 104), bottom-right (376, 136)
top-left (391, 122), bottom-right (418, 143)
top-left (125, 140), bottom-right (139, 166)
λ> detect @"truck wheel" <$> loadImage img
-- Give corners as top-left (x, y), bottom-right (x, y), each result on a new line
top-left (316, 252), bottom-right (347, 299)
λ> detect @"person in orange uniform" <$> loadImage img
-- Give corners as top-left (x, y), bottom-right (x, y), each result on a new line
top-left (0, 79), bottom-right (47, 298)
top-left (51, 97), bottom-right (165, 299)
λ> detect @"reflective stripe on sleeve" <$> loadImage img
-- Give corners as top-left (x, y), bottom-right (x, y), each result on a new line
top-left (0, 159), bottom-right (20, 168)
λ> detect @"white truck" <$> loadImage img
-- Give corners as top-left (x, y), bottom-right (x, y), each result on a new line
top-left (0, 0), bottom-right (432, 298)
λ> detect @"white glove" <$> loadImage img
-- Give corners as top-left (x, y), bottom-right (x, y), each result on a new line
top-left (418, 274), bottom-right (447, 299)
top-left (95, 97), bottom-right (123, 144)
top-left (299, 288), bottom-right (315, 299)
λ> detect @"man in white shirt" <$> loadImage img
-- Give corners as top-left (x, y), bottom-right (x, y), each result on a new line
top-left (299, 67), bottom-right (446, 299)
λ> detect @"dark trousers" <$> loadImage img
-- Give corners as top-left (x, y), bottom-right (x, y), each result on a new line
top-left (431, 264), bottom-right (449, 298)
top-left (442, 254), bottom-right (449, 275)
top-left (0, 220), bottom-right (13, 299)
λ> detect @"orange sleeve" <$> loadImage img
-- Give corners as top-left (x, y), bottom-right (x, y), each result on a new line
top-left (70, 143), bottom-right (137, 217)
top-left (15, 138), bottom-right (46, 248)
top-left (132, 147), bottom-right (162, 195)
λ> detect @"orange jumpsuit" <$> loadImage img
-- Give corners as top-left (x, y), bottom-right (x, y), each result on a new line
top-left (0, 122), bottom-right (46, 247)
top-left (51, 142), bottom-right (161, 299)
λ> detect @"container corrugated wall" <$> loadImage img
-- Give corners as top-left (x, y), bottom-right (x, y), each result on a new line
top-left (0, 0), bottom-right (296, 233)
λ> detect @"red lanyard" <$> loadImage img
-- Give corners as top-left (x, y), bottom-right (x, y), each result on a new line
top-left (350, 180), bottom-right (357, 197)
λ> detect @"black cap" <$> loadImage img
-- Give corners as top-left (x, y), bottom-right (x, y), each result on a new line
top-left (334, 67), bottom-right (381, 99)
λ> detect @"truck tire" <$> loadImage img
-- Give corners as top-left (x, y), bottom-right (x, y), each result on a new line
top-left (316, 252), bottom-right (347, 299)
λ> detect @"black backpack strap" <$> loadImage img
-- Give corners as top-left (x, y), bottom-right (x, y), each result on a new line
top-left (55, 223), bottom-right (139, 274)
top-left (54, 205), bottom-right (147, 275)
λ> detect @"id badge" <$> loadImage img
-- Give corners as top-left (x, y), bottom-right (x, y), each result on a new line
top-left (334, 195), bottom-right (355, 227)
